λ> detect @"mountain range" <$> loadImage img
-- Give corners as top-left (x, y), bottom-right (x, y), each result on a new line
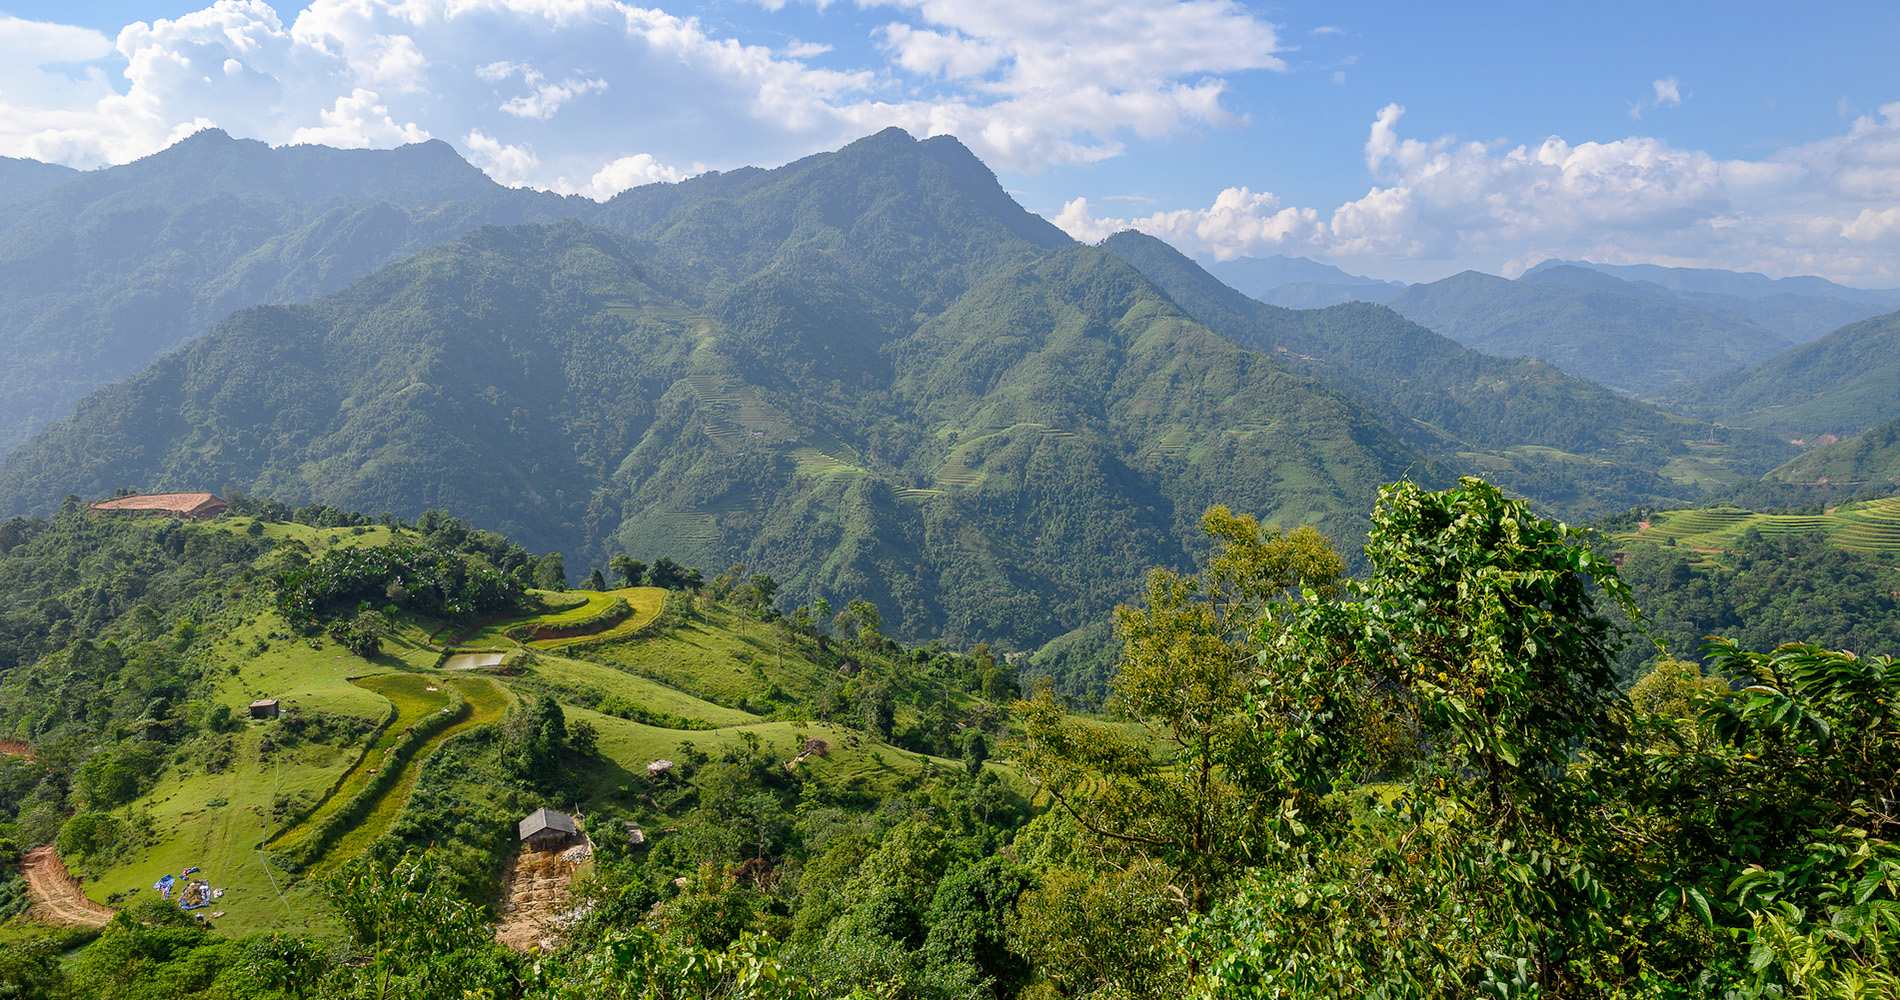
top-left (0, 127), bottom-right (1893, 668)
top-left (0, 130), bottom-right (1426, 671)
top-left (0, 130), bottom-right (575, 453)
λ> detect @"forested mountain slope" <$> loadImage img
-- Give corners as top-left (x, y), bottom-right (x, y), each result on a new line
top-left (0, 156), bottom-right (77, 206)
top-left (0, 132), bottom-right (1427, 655)
top-left (1651, 309), bottom-right (1900, 440)
top-left (1524, 258), bottom-right (1900, 343)
top-left (1739, 415), bottom-right (1900, 506)
top-left (1101, 231), bottom-right (1797, 518)
top-left (1385, 268), bottom-right (1795, 395)
top-left (0, 130), bottom-right (575, 453)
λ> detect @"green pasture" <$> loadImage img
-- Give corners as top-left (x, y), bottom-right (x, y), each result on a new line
top-left (513, 651), bottom-right (760, 727)
top-left (588, 602), bottom-right (820, 709)
top-left (575, 712), bottom-right (963, 807)
top-left (81, 724), bottom-right (351, 936)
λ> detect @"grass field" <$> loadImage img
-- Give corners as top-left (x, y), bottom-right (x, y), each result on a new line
top-left (1614, 495), bottom-right (1900, 557)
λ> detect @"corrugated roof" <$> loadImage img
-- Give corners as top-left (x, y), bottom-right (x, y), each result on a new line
top-left (518, 807), bottom-right (577, 840)
top-left (90, 493), bottom-right (224, 514)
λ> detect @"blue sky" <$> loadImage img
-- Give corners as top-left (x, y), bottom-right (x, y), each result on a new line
top-left (2, 0), bottom-right (1897, 285)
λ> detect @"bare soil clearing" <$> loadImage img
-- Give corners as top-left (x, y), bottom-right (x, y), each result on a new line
top-left (22, 846), bottom-right (115, 927)
top-left (495, 843), bottom-right (590, 952)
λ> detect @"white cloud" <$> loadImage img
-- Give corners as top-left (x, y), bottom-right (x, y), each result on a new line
top-left (561, 150), bottom-right (696, 199)
top-left (290, 89), bottom-right (429, 147)
top-left (0, 0), bottom-right (1288, 185)
top-left (463, 127), bottom-right (539, 185)
top-left (1056, 102), bottom-right (1900, 286)
top-left (1053, 186), bottom-right (1323, 259)
top-left (1630, 75), bottom-right (1683, 119)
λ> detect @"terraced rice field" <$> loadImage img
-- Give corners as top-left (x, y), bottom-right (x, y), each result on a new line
top-left (1616, 495), bottom-right (1900, 555)
top-left (455, 588), bottom-right (667, 649)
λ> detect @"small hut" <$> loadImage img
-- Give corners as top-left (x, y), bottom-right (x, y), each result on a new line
top-left (518, 808), bottom-right (579, 851)
top-left (249, 699), bottom-right (280, 720)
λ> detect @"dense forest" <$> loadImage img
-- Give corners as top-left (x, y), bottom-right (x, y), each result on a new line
top-left (0, 480), bottom-right (1890, 998)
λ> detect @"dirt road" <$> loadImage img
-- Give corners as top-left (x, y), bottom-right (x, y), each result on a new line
top-left (21, 846), bottom-right (115, 927)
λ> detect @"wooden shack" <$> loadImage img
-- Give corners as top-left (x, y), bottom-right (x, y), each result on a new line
top-left (89, 492), bottom-right (228, 521)
top-left (249, 699), bottom-right (280, 719)
top-left (518, 808), bottom-right (579, 851)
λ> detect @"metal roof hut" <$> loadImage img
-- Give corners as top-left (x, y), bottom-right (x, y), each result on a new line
top-left (89, 492), bottom-right (228, 521)
top-left (249, 699), bottom-right (280, 719)
top-left (518, 808), bottom-right (579, 851)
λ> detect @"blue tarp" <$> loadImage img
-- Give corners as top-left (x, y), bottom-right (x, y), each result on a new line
top-left (153, 874), bottom-right (174, 891)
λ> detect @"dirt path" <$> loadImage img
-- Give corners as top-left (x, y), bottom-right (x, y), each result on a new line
top-left (21, 846), bottom-right (115, 927)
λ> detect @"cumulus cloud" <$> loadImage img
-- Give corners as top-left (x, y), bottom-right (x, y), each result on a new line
top-left (1052, 102), bottom-right (1900, 285)
top-left (1053, 187), bottom-right (1323, 259)
top-left (560, 150), bottom-right (697, 200)
top-left (0, 0), bottom-right (1289, 188)
top-left (290, 89), bottom-right (429, 147)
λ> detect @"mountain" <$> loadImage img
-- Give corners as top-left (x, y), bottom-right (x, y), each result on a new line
top-left (1384, 269), bottom-right (1795, 395)
top-left (0, 155), bottom-right (77, 205)
top-left (1525, 259), bottom-right (1900, 342)
top-left (0, 129), bottom-right (575, 453)
top-left (1754, 415), bottom-right (1900, 498)
top-left (0, 131), bottom-right (1428, 657)
top-left (1100, 231), bottom-right (1797, 517)
top-left (1201, 253), bottom-right (1403, 310)
top-left (1652, 309), bottom-right (1900, 440)
top-left (1530, 258), bottom-right (1900, 309)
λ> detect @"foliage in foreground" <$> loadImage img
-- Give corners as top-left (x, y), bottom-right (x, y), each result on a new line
top-left (1, 478), bottom-right (1896, 999)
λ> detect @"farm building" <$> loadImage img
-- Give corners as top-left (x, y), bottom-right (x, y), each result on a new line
top-left (518, 808), bottom-right (580, 851)
top-left (249, 699), bottom-right (280, 719)
top-left (90, 492), bottom-right (228, 521)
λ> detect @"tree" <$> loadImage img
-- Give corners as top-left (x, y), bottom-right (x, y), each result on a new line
top-left (533, 552), bottom-right (567, 591)
top-left (1183, 477), bottom-right (1644, 997)
top-left (610, 554), bottom-right (645, 587)
top-left (961, 730), bottom-right (989, 781)
top-left (1016, 505), bottom-right (1344, 915)
top-left (585, 567), bottom-right (607, 591)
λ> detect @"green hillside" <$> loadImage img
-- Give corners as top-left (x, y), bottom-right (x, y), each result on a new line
top-left (1385, 268), bottom-right (1794, 395)
top-left (2, 481), bottom-right (1894, 999)
top-left (0, 130), bottom-right (573, 453)
top-left (1652, 309), bottom-right (1900, 439)
top-left (1101, 231), bottom-right (1797, 518)
top-left (1753, 414), bottom-right (1900, 496)
top-left (0, 498), bottom-right (1020, 944)
top-left (0, 132), bottom-right (1429, 661)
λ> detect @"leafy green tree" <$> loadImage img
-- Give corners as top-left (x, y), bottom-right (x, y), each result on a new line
top-left (960, 730), bottom-right (989, 781)
top-left (609, 554), bottom-right (644, 587)
top-left (324, 850), bottom-right (509, 1000)
top-left (585, 567), bottom-right (607, 591)
top-left (1017, 505), bottom-right (1343, 915)
top-left (1183, 477), bottom-right (1644, 997)
top-left (533, 552), bottom-right (567, 591)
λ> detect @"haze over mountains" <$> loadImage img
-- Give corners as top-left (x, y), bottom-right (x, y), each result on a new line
top-left (0, 127), bottom-right (1895, 662)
